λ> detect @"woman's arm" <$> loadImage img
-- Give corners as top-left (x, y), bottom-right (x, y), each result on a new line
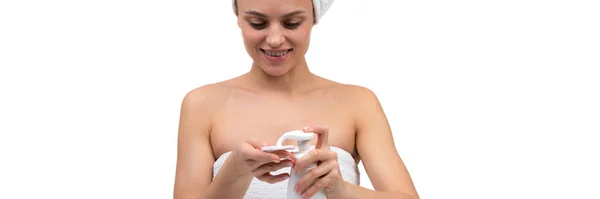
top-left (349, 85), bottom-right (420, 199)
top-left (173, 85), bottom-right (254, 199)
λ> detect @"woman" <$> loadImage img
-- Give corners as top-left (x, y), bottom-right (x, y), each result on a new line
top-left (173, 0), bottom-right (419, 198)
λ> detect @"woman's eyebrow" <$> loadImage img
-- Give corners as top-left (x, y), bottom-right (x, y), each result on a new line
top-left (281, 10), bottom-right (306, 18)
top-left (244, 10), bottom-right (306, 18)
top-left (244, 11), bottom-right (268, 18)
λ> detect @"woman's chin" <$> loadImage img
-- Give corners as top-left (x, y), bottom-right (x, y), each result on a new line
top-left (260, 64), bottom-right (292, 76)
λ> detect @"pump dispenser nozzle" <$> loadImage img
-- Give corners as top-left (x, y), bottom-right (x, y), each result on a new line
top-left (261, 130), bottom-right (315, 153)
top-left (276, 130), bottom-right (315, 151)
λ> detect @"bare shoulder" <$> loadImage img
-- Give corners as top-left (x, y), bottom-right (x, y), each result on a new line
top-left (327, 83), bottom-right (381, 107)
top-left (327, 83), bottom-right (387, 133)
top-left (182, 84), bottom-right (220, 108)
top-left (180, 81), bottom-right (236, 116)
top-left (182, 76), bottom-right (244, 104)
top-left (341, 84), bottom-right (378, 100)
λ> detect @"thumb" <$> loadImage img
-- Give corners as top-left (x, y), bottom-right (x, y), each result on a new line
top-left (246, 137), bottom-right (268, 149)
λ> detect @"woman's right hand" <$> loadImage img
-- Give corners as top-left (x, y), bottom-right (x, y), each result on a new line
top-left (231, 137), bottom-right (295, 184)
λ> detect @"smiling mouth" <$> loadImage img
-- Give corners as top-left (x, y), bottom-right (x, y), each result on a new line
top-left (260, 48), bottom-right (293, 57)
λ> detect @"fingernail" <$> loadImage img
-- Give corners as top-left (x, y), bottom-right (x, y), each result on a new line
top-left (273, 159), bottom-right (280, 163)
top-left (282, 175), bottom-right (289, 180)
top-left (294, 184), bottom-right (299, 192)
top-left (302, 126), bottom-right (310, 130)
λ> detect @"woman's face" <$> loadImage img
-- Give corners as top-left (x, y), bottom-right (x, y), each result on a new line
top-left (236, 0), bottom-right (314, 76)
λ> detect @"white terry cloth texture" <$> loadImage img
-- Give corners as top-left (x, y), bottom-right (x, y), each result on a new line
top-left (232, 0), bottom-right (334, 24)
top-left (212, 146), bottom-right (360, 199)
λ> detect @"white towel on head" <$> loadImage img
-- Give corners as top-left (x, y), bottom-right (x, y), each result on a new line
top-left (232, 0), bottom-right (334, 24)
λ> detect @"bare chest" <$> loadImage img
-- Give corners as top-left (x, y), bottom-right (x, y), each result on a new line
top-left (210, 92), bottom-right (356, 160)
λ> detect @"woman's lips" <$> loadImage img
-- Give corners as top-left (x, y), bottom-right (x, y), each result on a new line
top-left (261, 48), bottom-right (293, 63)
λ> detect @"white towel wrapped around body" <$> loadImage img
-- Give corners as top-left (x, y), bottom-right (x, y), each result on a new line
top-left (212, 146), bottom-right (360, 199)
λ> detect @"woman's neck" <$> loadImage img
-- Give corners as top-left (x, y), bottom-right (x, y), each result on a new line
top-left (246, 60), bottom-right (317, 94)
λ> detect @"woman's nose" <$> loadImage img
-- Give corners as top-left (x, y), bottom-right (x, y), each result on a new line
top-left (266, 26), bottom-right (285, 48)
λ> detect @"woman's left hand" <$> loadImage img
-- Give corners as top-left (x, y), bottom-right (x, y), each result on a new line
top-left (292, 125), bottom-right (349, 199)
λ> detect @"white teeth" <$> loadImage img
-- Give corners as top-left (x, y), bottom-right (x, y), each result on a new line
top-left (264, 50), bottom-right (289, 57)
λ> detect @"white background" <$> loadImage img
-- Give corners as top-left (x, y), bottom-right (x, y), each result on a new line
top-left (1, 0), bottom-right (599, 198)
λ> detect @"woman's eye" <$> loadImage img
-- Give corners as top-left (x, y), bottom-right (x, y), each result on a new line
top-left (249, 21), bottom-right (267, 29)
top-left (283, 22), bottom-right (301, 29)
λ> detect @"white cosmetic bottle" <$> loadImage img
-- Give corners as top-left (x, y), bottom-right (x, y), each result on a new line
top-left (262, 130), bottom-right (327, 199)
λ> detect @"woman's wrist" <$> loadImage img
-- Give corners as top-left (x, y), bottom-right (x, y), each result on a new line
top-left (323, 181), bottom-right (354, 199)
top-left (202, 151), bottom-right (255, 199)
top-left (338, 181), bottom-right (357, 199)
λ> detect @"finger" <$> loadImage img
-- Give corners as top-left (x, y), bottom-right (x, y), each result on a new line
top-left (273, 150), bottom-right (296, 165)
top-left (295, 160), bottom-right (337, 195)
top-left (287, 150), bottom-right (297, 164)
top-left (301, 174), bottom-right (336, 198)
top-left (266, 150), bottom-right (293, 160)
top-left (246, 137), bottom-right (269, 149)
top-left (242, 138), bottom-right (276, 160)
top-left (247, 150), bottom-right (296, 171)
top-left (249, 151), bottom-right (282, 165)
top-left (261, 146), bottom-right (296, 163)
top-left (253, 159), bottom-right (293, 176)
top-left (302, 125), bottom-right (330, 149)
top-left (241, 146), bottom-right (281, 166)
top-left (261, 148), bottom-right (295, 164)
top-left (293, 149), bottom-right (337, 174)
top-left (257, 172), bottom-right (291, 184)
